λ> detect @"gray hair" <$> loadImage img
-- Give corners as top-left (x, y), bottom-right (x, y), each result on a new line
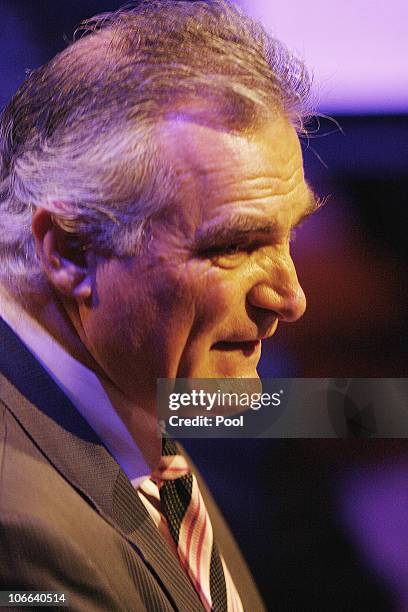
top-left (0, 0), bottom-right (312, 296)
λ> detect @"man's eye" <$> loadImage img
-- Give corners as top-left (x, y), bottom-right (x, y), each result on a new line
top-left (202, 242), bottom-right (256, 257)
top-left (220, 243), bottom-right (243, 255)
top-left (194, 241), bottom-right (260, 269)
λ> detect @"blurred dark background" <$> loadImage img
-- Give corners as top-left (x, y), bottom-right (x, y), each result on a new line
top-left (1, 1), bottom-right (407, 610)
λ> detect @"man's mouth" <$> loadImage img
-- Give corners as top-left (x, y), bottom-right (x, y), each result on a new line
top-left (211, 340), bottom-right (261, 357)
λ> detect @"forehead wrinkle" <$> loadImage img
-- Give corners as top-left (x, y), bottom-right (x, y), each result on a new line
top-left (159, 116), bottom-right (303, 191)
top-left (210, 166), bottom-right (305, 199)
top-left (192, 154), bottom-right (306, 222)
top-left (198, 149), bottom-right (304, 185)
top-left (204, 174), bottom-right (307, 216)
top-left (193, 179), bottom-right (315, 247)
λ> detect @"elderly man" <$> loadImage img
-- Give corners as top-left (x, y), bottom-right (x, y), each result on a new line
top-left (0, 1), bottom-right (317, 609)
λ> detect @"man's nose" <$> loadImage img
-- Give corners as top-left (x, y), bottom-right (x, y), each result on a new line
top-left (247, 254), bottom-right (307, 323)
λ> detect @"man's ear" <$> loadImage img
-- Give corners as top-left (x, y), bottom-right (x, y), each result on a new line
top-left (32, 208), bottom-right (92, 300)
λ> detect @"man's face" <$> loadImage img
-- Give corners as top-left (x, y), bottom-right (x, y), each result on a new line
top-left (80, 115), bottom-right (316, 401)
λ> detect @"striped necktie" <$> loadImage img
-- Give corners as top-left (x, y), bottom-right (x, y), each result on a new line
top-left (150, 438), bottom-right (243, 612)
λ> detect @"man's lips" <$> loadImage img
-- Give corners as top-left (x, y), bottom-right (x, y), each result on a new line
top-left (211, 340), bottom-right (261, 357)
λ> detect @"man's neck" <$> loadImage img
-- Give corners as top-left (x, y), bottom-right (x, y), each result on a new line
top-left (0, 286), bottom-right (161, 470)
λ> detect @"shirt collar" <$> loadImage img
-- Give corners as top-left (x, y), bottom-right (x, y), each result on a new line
top-left (0, 288), bottom-right (150, 488)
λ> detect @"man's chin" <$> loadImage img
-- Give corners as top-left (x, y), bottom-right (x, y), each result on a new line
top-left (221, 367), bottom-right (260, 379)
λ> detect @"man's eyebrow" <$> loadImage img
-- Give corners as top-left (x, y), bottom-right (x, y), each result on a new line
top-left (193, 216), bottom-right (279, 250)
top-left (193, 187), bottom-right (323, 250)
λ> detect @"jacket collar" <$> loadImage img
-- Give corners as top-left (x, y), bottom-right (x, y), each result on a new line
top-left (0, 316), bottom-right (203, 611)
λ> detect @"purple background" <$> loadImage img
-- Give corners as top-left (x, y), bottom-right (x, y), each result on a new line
top-left (239, 0), bottom-right (408, 114)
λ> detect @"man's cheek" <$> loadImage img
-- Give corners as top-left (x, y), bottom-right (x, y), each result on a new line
top-left (166, 265), bottom-right (212, 309)
top-left (202, 272), bottom-right (237, 310)
top-left (194, 284), bottom-right (234, 330)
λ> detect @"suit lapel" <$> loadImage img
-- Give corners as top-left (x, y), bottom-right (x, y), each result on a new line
top-left (0, 317), bottom-right (203, 612)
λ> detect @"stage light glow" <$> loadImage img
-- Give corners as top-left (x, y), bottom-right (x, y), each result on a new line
top-left (238, 0), bottom-right (408, 113)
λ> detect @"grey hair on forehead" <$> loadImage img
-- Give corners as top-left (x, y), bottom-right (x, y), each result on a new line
top-left (0, 0), bottom-right (312, 297)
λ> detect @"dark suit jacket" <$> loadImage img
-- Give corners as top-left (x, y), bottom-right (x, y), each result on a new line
top-left (0, 317), bottom-right (265, 611)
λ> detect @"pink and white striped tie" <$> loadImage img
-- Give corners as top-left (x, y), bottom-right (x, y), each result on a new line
top-left (150, 438), bottom-right (243, 612)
